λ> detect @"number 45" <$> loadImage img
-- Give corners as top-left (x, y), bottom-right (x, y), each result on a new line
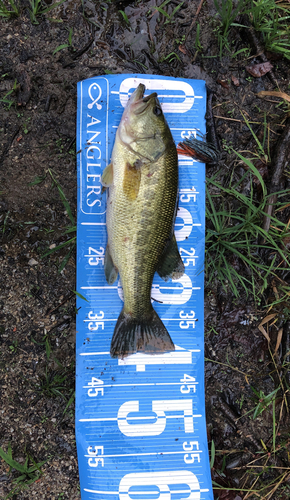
top-left (180, 374), bottom-right (197, 394)
top-left (87, 377), bottom-right (104, 397)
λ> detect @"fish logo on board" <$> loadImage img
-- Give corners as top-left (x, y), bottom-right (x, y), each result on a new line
top-left (87, 83), bottom-right (103, 110)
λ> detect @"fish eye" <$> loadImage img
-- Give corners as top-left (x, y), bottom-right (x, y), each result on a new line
top-left (153, 106), bottom-right (162, 116)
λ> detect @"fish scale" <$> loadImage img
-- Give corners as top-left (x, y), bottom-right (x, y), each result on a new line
top-left (108, 142), bottom-right (178, 316)
top-left (103, 84), bottom-right (183, 357)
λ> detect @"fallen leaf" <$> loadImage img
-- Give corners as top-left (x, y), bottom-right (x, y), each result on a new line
top-left (259, 313), bottom-right (277, 326)
top-left (257, 90), bottom-right (290, 103)
top-left (245, 61), bottom-right (273, 77)
top-left (231, 75), bottom-right (240, 86)
top-left (178, 44), bottom-right (187, 55)
top-left (258, 324), bottom-right (270, 342)
top-left (217, 78), bottom-right (229, 89)
top-left (258, 313), bottom-right (277, 342)
top-left (272, 282), bottom-right (279, 300)
top-left (275, 328), bottom-right (283, 353)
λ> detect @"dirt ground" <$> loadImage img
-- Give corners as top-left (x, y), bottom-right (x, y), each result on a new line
top-left (1, 0), bottom-right (290, 498)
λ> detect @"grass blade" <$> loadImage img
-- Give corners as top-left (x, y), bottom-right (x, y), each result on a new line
top-left (73, 290), bottom-right (89, 302)
top-left (210, 439), bottom-right (215, 468)
top-left (42, 237), bottom-right (76, 258)
top-left (0, 446), bottom-right (27, 474)
top-left (48, 169), bottom-right (75, 225)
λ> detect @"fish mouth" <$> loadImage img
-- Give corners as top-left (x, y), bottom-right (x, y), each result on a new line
top-left (129, 84), bottom-right (158, 115)
top-left (142, 92), bottom-right (158, 103)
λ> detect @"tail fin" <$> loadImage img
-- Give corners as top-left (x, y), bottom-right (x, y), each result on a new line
top-left (110, 309), bottom-right (175, 358)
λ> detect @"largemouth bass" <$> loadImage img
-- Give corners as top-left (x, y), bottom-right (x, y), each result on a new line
top-left (101, 84), bottom-right (184, 358)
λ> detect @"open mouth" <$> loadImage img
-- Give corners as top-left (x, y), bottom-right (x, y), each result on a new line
top-left (130, 84), bottom-right (158, 114)
top-left (142, 92), bottom-right (158, 102)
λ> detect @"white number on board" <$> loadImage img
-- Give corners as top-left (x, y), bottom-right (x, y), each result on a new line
top-left (117, 400), bottom-right (194, 437)
top-left (119, 470), bottom-right (201, 500)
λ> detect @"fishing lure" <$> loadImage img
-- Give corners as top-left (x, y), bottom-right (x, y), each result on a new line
top-left (177, 136), bottom-right (220, 163)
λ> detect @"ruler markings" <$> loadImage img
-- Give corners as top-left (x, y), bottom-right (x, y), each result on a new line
top-left (81, 222), bottom-right (106, 226)
top-left (81, 286), bottom-right (201, 290)
top-left (79, 350), bottom-right (200, 356)
top-left (80, 414), bottom-right (202, 422)
top-left (83, 318), bottom-right (198, 322)
top-left (84, 489), bottom-right (209, 495)
top-left (77, 76), bottom-right (212, 499)
top-left (82, 382), bottom-right (199, 388)
top-left (111, 91), bottom-right (197, 98)
top-left (84, 451), bottom-right (203, 459)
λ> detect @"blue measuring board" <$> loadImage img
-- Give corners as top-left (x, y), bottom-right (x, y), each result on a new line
top-left (76, 75), bottom-right (213, 500)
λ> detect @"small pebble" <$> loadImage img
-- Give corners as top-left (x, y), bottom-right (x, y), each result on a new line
top-left (28, 258), bottom-right (38, 266)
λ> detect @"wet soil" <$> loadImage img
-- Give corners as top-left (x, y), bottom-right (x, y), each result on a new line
top-left (1, 0), bottom-right (290, 498)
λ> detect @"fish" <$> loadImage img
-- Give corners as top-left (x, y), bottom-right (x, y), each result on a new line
top-left (101, 83), bottom-right (184, 358)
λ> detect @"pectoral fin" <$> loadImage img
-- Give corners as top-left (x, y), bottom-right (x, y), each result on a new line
top-left (157, 234), bottom-right (185, 281)
top-left (104, 244), bottom-right (118, 284)
top-left (123, 162), bottom-right (141, 201)
top-left (101, 163), bottom-right (113, 190)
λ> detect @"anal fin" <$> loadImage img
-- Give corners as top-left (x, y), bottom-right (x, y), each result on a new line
top-left (156, 234), bottom-right (185, 281)
top-left (104, 244), bottom-right (118, 284)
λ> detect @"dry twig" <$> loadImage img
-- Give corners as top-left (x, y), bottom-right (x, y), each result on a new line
top-left (263, 119), bottom-right (290, 232)
top-left (184, 0), bottom-right (205, 42)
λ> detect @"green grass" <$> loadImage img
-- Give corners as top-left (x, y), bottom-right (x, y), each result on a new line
top-left (194, 23), bottom-right (203, 53)
top-left (205, 162), bottom-right (290, 300)
top-left (153, 0), bottom-right (184, 24)
top-left (211, 388), bottom-right (290, 495)
top-left (37, 366), bottom-right (74, 400)
top-left (28, 0), bottom-right (65, 24)
top-left (210, 439), bottom-right (215, 468)
top-left (0, 443), bottom-right (47, 498)
top-left (160, 51), bottom-right (181, 63)
top-left (238, 387), bottom-right (280, 420)
top-left (213, 0), bottom-right (248, 57)
top-left (0, 0), bottom-right (66, 22)
top-left (206, 108), bottom-right (289, 303)
top-left (0, 78), bottom-right (18, 109)
top-left (40, 169), bottom-right (76, 272)
top-left (0, 0), bottom-right (19, 18)
top-left (30, 327), bottom-right (75, 416)
top-left (247, 0), bottom-right (290, 59)
top-left (206, 126), bottom-right (290, 499)
top-left (2, 210), bottom-right (10, 234)
top-left (53, 27), bottom-right (73, 55)
top-left (119, 9), bottom-right (130, 26)
top-left (28, 167), bottom-right (75, 271)
top-left (213, 0), bottom-right (290, 59)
